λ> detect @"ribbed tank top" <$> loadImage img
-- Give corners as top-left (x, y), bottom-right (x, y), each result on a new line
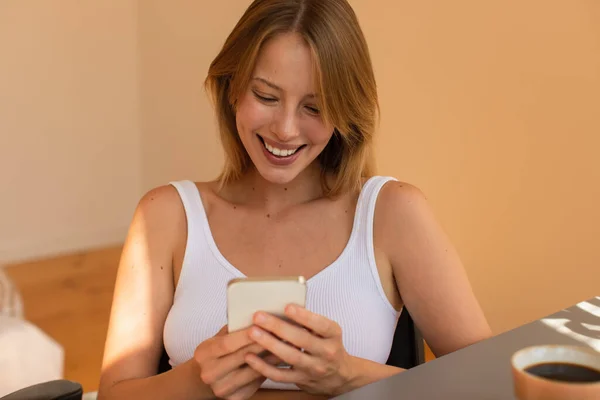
top-left (163, 176), bottom-right (400, 390)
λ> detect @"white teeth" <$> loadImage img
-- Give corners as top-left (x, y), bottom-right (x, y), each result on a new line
top-left (263, 141), bottom-right (299, 157)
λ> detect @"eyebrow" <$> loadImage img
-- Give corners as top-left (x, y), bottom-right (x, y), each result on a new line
top-left (252, 76), bottom-right (317, 98)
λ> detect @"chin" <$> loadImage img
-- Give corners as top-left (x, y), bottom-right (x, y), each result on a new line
top-left (254, 166), bottom-right (302, 185)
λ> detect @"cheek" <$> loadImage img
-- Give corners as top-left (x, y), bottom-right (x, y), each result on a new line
top-left (302, 119), bottom-right (333, 145)
top-left (236, 96), bottom-right (271, 133)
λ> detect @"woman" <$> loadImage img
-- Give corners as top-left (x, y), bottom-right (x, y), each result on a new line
top-left (98, 0), bottom-right (492, 399)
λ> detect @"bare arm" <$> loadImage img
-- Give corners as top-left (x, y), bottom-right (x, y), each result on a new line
top-left (376, 182), bottom-right (492, 357)
top-left (97, 186), bottom-right (213, 400)
top-left (340, 358), bottom-right (403, 393)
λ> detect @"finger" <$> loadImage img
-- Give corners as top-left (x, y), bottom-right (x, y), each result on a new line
top-left (245, 352), bottom-right (305, 384)
top-left (212, 355), bottom-right (281, 399)
top-left (209, 327), bottom-right (255, 359)
top-left (284, 305), bottom-right (342, 338)
top-left (248, 326), bottom-right (315, 369)
top-left (253, 312), bottom-right (321, 355)
top-left (220, 378), bottom-right (263, 400)
top-left (262, 352), bottom-right (283, 366)
top-left (201, 342), bottom-right (265, 384)
top-left (211, 366), bottom-right (265, 399)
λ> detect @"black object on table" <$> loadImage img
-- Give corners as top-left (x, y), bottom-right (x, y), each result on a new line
top-left (0, 380), bottom-right (82, 400)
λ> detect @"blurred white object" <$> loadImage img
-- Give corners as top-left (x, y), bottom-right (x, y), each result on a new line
top-left (0, 268), bottom-right (23, 319)
top-left (0, 268), bottom-right (64, 397)
top-left (0, 316), bottom-right (65, 396)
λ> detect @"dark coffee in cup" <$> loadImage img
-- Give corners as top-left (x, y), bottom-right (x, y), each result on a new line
top-left (511, 345), bottom-right (600, 400)
top-left (524, 362), bottom-right (600, 383)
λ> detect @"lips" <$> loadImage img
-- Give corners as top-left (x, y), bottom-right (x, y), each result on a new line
top-left (257, 134), bottom-right (306, 158)
top-left (257, 134), bottom-right (306, 166)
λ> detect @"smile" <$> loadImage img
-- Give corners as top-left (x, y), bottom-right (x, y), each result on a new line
top-left (258, 135), bottom-right (305, 158)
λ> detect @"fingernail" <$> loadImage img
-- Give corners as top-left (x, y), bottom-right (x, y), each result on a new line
top-left (251, 328), bottom-right (262, 338)
top-left (286, 305), bottom-right (296, 315)
top-left (255, 312), bottom-right (267, 323)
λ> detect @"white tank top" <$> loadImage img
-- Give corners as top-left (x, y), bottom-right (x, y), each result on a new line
top-left (163, 176), bottom-right (400, 390)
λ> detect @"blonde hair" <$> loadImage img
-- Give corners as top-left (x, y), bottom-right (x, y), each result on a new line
top-left (205, 0), bottom-right (378, 197)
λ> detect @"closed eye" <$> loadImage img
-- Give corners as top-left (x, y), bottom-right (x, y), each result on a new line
top-left (252, 91), bottom-right (277, 103)
top-left (305, 106), bottom-right (320, 115)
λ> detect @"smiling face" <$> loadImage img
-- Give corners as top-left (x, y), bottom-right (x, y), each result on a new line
top-left (234, 32), bottom-right (334, 185)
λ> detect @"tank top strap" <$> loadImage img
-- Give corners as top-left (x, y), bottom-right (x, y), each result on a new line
top-left (351, 176), bottom-right (399, 314)
top-left (354, 176), bottom-right (398, 231)
top-left (169, 180), bottom-right (208, 245)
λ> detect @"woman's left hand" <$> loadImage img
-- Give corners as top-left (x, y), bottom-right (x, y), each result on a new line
top-left (244, 304), bottom-right (357, 396)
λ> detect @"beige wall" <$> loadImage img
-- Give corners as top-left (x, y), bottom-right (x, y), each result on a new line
top-left (0, 1), bottom-right (141, 263)
top-left (2, 0), bottom-right (598, 333)
top-left (138, 1), bottom-right (241, 191)
top-left (353, 0), bottom-right (600, 332)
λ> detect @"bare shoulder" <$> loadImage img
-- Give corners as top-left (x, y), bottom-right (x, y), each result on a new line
top-left (374, 180), bottom-right (432, 240)
top-left (373, 179), bottom-right (459, 281)
top-left (373, 179), bottom-right (438, 270)
top-left (376, 180), bottom-right (427, 210)
top-left (137, 184), bottom-right (184, 216)
top-left (132, 184), bottom-right (186, 238)
top-left (119, 183), bottom-right (190, 292)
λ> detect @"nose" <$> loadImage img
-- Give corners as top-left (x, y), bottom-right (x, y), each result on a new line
top-left (269, 105), bottom-right (300, 142)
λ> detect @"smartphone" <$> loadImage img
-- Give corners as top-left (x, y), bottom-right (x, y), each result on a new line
top-left (227, 276), bottom-right (307, 332)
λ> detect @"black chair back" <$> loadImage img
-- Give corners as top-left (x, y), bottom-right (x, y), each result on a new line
top-left (385, 307), bottom-right (425, 369)
top-left (158, 347), bottom-right (172, 374)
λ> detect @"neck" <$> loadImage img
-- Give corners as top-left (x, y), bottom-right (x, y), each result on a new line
top-left (223, 163), bottom-right (325, 213)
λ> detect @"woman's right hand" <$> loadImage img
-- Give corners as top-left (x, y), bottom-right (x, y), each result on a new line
top-left (194, 325), bottom-right (279, 400)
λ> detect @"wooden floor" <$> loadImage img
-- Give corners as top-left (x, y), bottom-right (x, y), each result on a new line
top-left (5, 246), bottom-right (434, 393)
top-left (5, 246), bottom-right (122, 393)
